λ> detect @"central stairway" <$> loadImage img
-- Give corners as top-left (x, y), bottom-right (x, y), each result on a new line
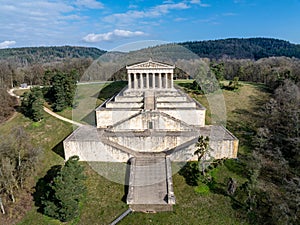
top-left (127, 155), bottom-right (175, 212)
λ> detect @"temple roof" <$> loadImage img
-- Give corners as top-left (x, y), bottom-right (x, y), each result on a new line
top-left (126, 59), bottom-right (175, 70)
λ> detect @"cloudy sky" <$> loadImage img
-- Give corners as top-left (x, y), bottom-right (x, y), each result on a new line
top-left (0, 0), bottom-right (299, 50)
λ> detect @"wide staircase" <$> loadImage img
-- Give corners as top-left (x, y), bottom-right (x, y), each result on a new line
top-left (127, 155), bottom-right (175, 212)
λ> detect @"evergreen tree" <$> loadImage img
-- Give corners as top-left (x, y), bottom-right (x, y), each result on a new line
top-left (31, 88), bottom-right (44, 121)
top-left (50, 71), bottom-right (77, 111)
top-left (210, 62), bottom-right (224, 81)
top-left (21, 87), bottom-right (44, 121)
top-left (42, 156), bottom-right (86, 222)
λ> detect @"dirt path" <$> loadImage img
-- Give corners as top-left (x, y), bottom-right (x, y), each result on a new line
top-left (7, 88), bottom-right (84, 127)
top-left (43, 107), bottom-right (83, 127)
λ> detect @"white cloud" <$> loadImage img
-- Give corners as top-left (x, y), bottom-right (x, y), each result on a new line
top-left (0, 40), bottom-right (16, 49)
top-left (128, 4), bottom-right (138, 9)
top-left (83, 29), bottom-right (146, 43)
top-left (190, 0), bottom-right (210, 7)
top-left (103, 2), bottom-right (189, 25)
top-left (222, 12), bottom-right (237, 16)
top-left (0, 1), bottom-right (101, 46)
top-left (74, 0), bottom-right (104, 9)
top-left (174, 17), bottom-right (188, 22)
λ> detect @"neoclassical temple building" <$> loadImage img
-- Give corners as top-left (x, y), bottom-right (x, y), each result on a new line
top-left (126, 59), bottom-right (175, 90)
top-left (63, 59), bottom-right (238, 211)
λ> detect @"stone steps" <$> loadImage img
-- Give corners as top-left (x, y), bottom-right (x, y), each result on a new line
top-left (130, 204), bottom-right (173, 212)
top-left (127, 156), bottom-right (175, 212)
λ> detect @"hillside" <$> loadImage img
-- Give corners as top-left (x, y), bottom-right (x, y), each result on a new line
top-left (1, 38), bottom-right (300, 66)
top-left (179, 38), bottom-right (300, 60)
top-left (0, 46), bottom-right (106, 64)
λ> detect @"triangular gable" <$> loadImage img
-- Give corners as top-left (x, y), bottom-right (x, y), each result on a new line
top-left (106, 111), bottom-right (196, 132)
top-left (126, 59), bottom-right (175, 69)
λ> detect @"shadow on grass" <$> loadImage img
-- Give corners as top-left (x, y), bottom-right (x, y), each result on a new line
top-left (176, 82), bottom-right (193, 90)
top-left (249, 82), bottom-right (272, 93)
top-left (176, 82), bottom-right (203, 94)
top-left (93, 81), bottom-right (127, 100)
top-left (179, 162), bottom-right (235, 196)
top-left (32, 165), bottom-right (62, 213)
top-left (121, 161), bottom-right (131, 203)
top-left (224, 159), bottom-right (248, 179)
top-left (229, 194), bottom-right (245, 210)
top-left (14, 105), bottom-right (22, 113)
top-left (178, 162), bottom-right (200, 186)
top-left (52, 140), bottom-right (65, 159)
top-left (206, 178), bottom-right (227, 195)
top-left (80, 81), bottom-right (127, 125)
top-left (81, 110), bottom-right (96, 126)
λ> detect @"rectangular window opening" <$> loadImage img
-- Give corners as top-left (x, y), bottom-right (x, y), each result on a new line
top-left (148, 121), bottom-right (153, 129)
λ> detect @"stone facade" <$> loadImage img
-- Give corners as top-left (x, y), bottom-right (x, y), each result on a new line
top-left (63, 59), bottom-right (238, 162)
top-left (126, 59), bottom-right (175, 90)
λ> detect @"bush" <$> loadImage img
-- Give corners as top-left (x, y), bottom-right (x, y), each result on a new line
top-left (194, 183), bottom-right (210, 195)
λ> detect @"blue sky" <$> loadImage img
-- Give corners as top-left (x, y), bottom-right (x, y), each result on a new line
top-left (0, 0), bottom-right (300, 50)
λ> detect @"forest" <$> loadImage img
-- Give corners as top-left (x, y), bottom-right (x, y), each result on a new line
top-left (0, 46), bottom-right (105, 64)
top-left (180, 37), bottom-right (300, 60)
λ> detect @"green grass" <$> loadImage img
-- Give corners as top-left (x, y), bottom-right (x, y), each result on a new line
top-left (53, 83), bottom-right (106, 121)
top-left (194, 183), bottom-right (210, 195)
top-left (77, 163), bottom-right (128, 225)
top-left (176, 80), bottom-right (270, 148)
top-left (54, 81), bottom-right (127, 125)
top-left (120, 173), bottom-right (245, 225)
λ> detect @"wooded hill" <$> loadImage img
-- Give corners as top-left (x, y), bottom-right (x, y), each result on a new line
top-left (0, 46), bottom-right (105, 65)
top-left (179, 38), bottom-right (300, 59)
top-left (1, 38), bottom-right (300, 65)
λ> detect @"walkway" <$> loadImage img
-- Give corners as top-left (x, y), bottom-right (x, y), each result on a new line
top-left (7, 88), bottom-right (84, 127)
top-left (43, 107), bottom-right (83, 127)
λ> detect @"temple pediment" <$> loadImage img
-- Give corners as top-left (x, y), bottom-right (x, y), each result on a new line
top-left (126, 59), bottom-right (175, 69)
top-left (106, 111), bottom-right (196, 132)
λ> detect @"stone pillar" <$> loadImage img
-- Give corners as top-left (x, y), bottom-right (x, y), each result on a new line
top-left (146, 73), bottom-right (149, 89)
top-left (140, 74), bottom-right (144, 89)
top-left (134, 73), bottom-right (137, 89)
top-left (165, 73), bottom-right (168, 89)
top-left (171, 73), bottom-right (174, 88)
top-left (152, 73), bottom-right (155, 89)
top-left (128, 73), bottom-right (132, 89)
top-left (159, 73), bottom-right (162, 89)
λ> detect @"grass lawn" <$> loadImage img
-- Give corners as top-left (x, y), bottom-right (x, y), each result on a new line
top-left (176, 79), bottom-right (270, 146)
top-left (54, 81), bottom-right (127, 125)
top-left (0, 80), bottom-right (269, 225)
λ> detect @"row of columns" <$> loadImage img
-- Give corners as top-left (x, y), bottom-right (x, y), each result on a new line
top-left (128, 73), bottom-right (173, 89)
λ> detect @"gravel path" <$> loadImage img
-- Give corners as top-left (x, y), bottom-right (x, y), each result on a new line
top-left (7, 87), bottom-right (83, 127)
